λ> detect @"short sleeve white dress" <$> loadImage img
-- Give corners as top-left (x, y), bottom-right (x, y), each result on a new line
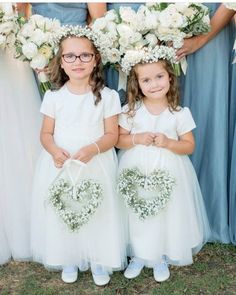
top-left (31, 85), bottom-right (126, 271)
top-left (118, 102), bottom-right (211, 267)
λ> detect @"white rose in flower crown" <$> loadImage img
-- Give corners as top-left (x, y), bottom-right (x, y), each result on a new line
top-left (0, 21), bottom-right (15, 34)
top-left (30, 28), bottom-right (47, 46)
top-left (30, 53), bottom-right (48, 69)
top-left (22, 42), bottom-right (38, 59)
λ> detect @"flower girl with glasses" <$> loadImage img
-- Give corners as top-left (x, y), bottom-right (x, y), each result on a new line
top-left (116, 49), bottom-right (211, 282)
top-left (30, 26), bottom-right (126, 285)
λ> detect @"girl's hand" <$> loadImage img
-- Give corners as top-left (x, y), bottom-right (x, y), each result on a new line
top-left (73, 144), bottom-right (98, 163)
top-left (153, 133), bottom-right (169, 148)
top-left (134, 132), bottom-right (156, 146)
top-left (52, 148), bottom-right (70, 168)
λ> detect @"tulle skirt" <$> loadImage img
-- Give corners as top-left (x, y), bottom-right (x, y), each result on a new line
top-left (0, 49), bottom-right (42, 263)
top-left (118, 145), bottom-right (211, 267)
top-left (31, 146), bottom-right (127, 272)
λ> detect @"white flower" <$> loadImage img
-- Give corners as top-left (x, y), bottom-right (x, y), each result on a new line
top-left (169, 13), bottom-right (185, 28)
top-left (117, 23), bottom-right (134, 38)
top-left (30, 53), bottom-right (48, 69)
top-left (145, 33), bottom-right (158, 47)
top-left (106, 48), bottom-right (121, 63)
top-left (183, 7), bottom-right (195, 18)
top-left (175, 3), bottom-right (189, 13)
top-left (92, 17), bottom-right (108, 32)
top-left (22, 42), bottom-right (38, 59)
top-left (119, 6), bottom-right (137, 23)
top-left (20, 23), bottom-right (35, 38)
top-left (0, 21), bottom-right (15, 34)
top-left (30, 28), bottom-right (47, 46)
top-left (30, 14), bottom-right (46, 29)
top-left (0, 3), bottom-right (14, 16)
top-left (104, 9), bottom-right (118, 22)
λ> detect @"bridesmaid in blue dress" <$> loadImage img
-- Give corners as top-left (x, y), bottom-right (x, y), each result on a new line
top-left (177, 4), bottom-right (235, 243)
top-left (31, 3), bottom-right (106, 26)
top-left (105, 3), bottom-right (143, 105)
top-left (229, 13), bottom-right (236, 245)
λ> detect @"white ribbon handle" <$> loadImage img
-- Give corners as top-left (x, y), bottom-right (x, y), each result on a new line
top-left (180, 57), bottom-right (188, 75)
top-left (118, 68), bottom-right (127, 91)
top-left (53, 159), bottom-right (87, 186)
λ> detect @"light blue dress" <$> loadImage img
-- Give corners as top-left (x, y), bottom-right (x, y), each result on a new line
top-left (180, 3), bottom-right (235, 243)
top-left (229, 27), bottom-right (236, 245)
top-left (105, 3), bottom-right (143, 105)
top-left (31, 3), bottom-right (88, 26)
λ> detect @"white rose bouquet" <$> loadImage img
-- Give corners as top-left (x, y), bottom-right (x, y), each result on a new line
top-left (14, 14), bottom-right (61, 94)
top-left (92, 3), bottom-right (210, 76)
top-left (0, 3), bottom-right (25, 50)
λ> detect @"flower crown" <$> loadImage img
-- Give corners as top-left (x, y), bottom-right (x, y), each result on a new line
top-left (55, 25), bottom-right (102, 52)
top-left (120, 45), bottom-right (178, 74)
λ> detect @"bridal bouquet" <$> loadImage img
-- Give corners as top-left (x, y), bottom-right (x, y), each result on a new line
top-left (14, 14), bottom-right (61, 93)
top-left (0, 3), bottom-right (25, 50)
top-left (92, 3), bottom-right (210, 75)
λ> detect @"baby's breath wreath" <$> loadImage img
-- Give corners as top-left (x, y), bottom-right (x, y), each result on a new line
top-left (49, 178), bottom-right (103, 232)
top-left (118, 167), bottom-right (175, 220)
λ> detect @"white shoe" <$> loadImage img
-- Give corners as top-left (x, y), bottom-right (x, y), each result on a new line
top-left (124, 258), bottom-right (144, 279)
top-left (61, 266), bottom-right (78, 283)
top-left (153, 262), bottom-right (170, 282)
top-left (91, 266), bottom-right (110, 286)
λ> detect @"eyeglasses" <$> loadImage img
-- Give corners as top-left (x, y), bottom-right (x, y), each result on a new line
top-left (62, 53), bottom-right (95, 63)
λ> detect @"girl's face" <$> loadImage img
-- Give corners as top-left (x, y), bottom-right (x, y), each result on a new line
top-left (61, 37), bottom-right (96, 82)
top-left (135, 62), bottom-right (170, 102)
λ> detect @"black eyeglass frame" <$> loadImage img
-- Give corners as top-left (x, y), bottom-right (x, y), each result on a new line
top-left (62, 53), bottom-right (95, 63)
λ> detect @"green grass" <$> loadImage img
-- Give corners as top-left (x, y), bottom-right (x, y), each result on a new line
top-left (0, 243), bottom-right (235, 295)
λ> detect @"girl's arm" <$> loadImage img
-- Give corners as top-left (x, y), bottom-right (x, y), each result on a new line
top-left (154, 131), bottom-right (195, 155)
top-left (16, 3), bottom-right (31, 18)
top-left (176, 4), bottom-right (235, 60)
top-left (87, 3), bottom-right (106, 25)
top-left (116, 127), bottom-right (156, 149)
top-left (40, 115), bottom-right (70, 167)
top-left (73, 114), bottom-right (118, 163)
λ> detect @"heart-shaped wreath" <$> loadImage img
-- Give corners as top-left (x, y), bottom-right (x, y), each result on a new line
top-left (118, 167), bottom-right (175, 220)
top-left (48, 178), bottom-right (103, 232)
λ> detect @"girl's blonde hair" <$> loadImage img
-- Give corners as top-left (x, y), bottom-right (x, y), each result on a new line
top-left (49, 36), bottom-right (104, 105)
top-left (126, 60), bottom-right (180, 117)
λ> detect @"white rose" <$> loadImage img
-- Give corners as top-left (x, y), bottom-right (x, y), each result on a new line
top-left (117, 24), bottom-right (134, 38)
top-left (169, 13), bottom-right (185, 28)
top-left (104, 10), bottom-right (118, 22)
top-left (130, 32), bottom-right (142, 44)
top-left (175, 4), bottom-right (189, 13)
top-left (106, 21), bottom-right (117, 35)
top-left (20, 23), bottom-right (35, 38)
top-left (159, 11), bottom-right (173, 27)
top-left (144, 11), bottom-right (159, 29)
top-left (30, 14), bottom-right (46, 30)
top-left (183, 7), bottom-right (195, 18)
top-left (106, 48), bottom-right (121, 63)
top-left (0, 22), bottom-right (15, 34)
top-left (119, 35), bottom-right (130, 49)
top-left (30, 53), bottom-right (48, 69)
top-left (17, 34), bottom-right (27, 45)
top-left (22, 42), bottom-right (38, 59)
top-left (145, 33), bottom-right (158, 47)
top-left (92, 17), bottom-right (107, 31)
top-left (119, 6), bottom-right (137, 23)
top-left (0, 3), bottom-right (13, 15)
top-left (30, 29), bottom-right (47, 46)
